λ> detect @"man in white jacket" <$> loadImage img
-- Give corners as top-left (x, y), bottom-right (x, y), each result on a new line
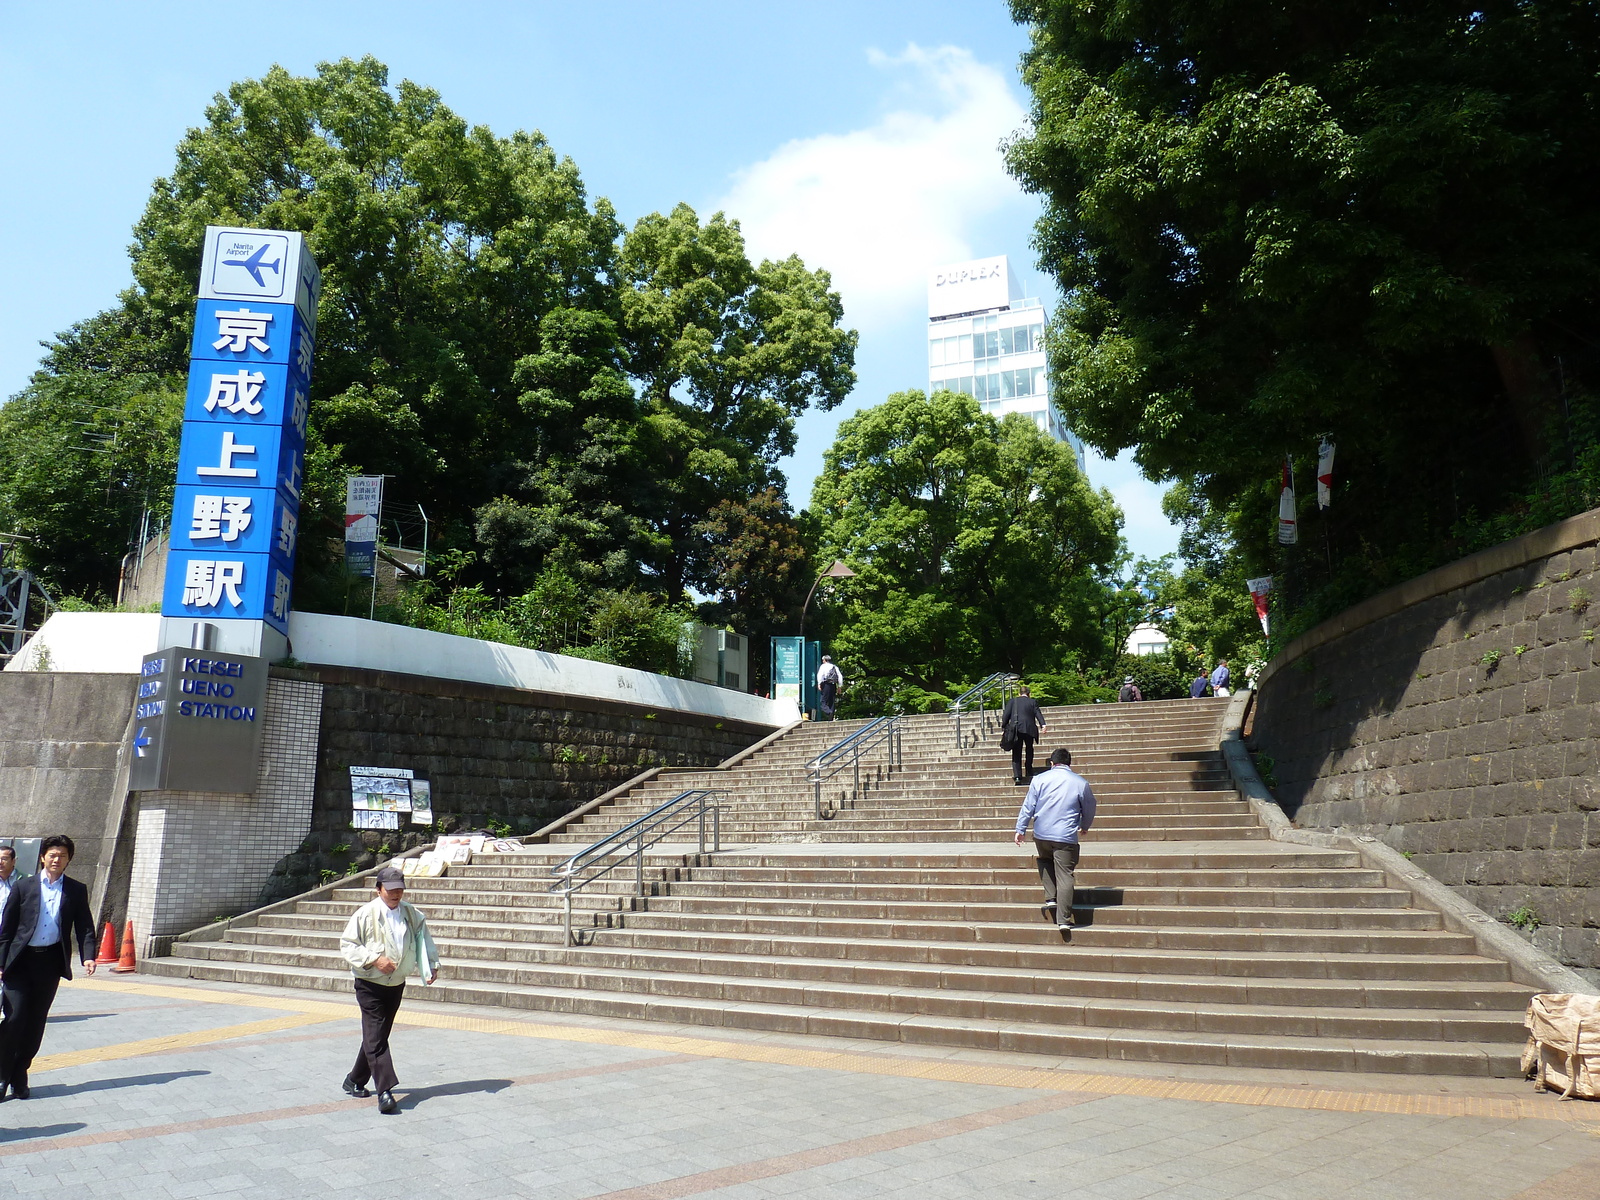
top-left (338, 865), bottom-right (442, 1113)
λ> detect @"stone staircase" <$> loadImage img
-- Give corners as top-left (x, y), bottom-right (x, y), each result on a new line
top-left (146, 696), bottom-right (1535, 1076)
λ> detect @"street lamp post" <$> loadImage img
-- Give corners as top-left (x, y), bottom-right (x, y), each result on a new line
top-left (799, 560), bottom-right (855, 637)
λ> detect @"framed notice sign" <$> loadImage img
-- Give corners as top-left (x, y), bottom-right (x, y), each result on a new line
top-left (350, 766), bottom-right (432, 827)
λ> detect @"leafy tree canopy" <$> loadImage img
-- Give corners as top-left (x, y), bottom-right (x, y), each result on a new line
top-left (1006, 0), bottom-right (1600, 633)
top-left (811, 389), bottom-right (1123, 709)
top-left (0, 372), bottom-right (181, 597)
top-left (11, 57), bottom-right (855, 632)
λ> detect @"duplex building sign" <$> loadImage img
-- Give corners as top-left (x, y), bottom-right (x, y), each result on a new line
top-left (162, 226), bottom-right (320, 637)
top-left (128, 648), bottom-right (269, 793)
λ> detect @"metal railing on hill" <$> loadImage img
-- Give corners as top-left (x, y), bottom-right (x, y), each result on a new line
top-left (548, 787), bottom-right (726, 946)
top-left (950, 671), bottom-right (1021, 749)
top-left (805, 716), bottom-right (903, 819)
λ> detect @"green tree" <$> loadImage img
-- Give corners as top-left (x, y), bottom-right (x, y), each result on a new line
top-left (811, 389), bottom-right (1123, 705)
top-left (619, 205), bottom-right (857, 599)
top-left (1006, 1), bottom-right (1600, 611)
top-left (0, 372), bottom-right (182, 597)
top-left (693, 486), bottom-right (813, 695)
top-left (15, 59), bottom-right (856, 619)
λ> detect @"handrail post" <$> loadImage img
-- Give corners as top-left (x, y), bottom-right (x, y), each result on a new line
top-left (635, 824), bottom-right (645, 900)
top-left (852, 749), bottom-right (860, 806)
top-left (713, 804), bottom-right (721, 852)
top-left (698, 791), bottom-right (706, 856)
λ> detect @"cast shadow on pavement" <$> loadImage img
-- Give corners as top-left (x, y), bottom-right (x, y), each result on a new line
top-left (400, 1078), bottom-right (512, 1109)
top-left (47, 1013), bottom-right (114, 1023)
top-left (0, 1123), bottom-right (88, 1143)
top-left (29, 1069), bottom-right (208, 1099)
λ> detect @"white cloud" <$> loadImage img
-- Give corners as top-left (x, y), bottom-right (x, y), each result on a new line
top-left (716, 44), bottom-right (1030, 332)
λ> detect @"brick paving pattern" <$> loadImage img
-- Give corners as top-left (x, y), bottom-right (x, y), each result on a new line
top-left (0, 974), bottom-right (1594, 1200)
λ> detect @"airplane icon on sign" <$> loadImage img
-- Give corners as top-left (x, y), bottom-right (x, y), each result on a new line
top-left (221, 243), bottom-right (282, 288)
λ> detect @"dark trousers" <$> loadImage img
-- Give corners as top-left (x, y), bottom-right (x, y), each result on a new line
top-left (0, 946), bottom-right (65, 1087)
top-left (1033, 837), bottom-right (1081, 924)
top-left (819, 680), bottom-right (838, 718)
top-left (1011, 735), bottom-right (1036, 780)
top-left (350, 977), bottom-right (406, 1092)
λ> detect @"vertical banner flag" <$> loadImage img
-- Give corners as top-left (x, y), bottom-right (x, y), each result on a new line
top-left (1247, 576), bottom-right (1273, 637)
top-left (1316, 438), bottom-right (1336, 509)
top-left (163, 228), bottom-right (319, 637)
top-left (1277, 456), bottom-right (1298, 545)
top-left (344, 476), bottom-right (384, 577)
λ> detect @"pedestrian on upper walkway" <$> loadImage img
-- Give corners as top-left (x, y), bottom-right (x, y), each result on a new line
top-left (1118, 676), bottom-right (1143, 702)
top-left (0, 834), bottom-right (97, 1102)
top-left (1210, 659), bottom-right (1231, 697)
top-left (339, 865), bottom-right (442, 1114)
top-left (1001, 684), bottom-right (1046, 785)
top-left (1013, 748), bottom-right (1097, 938)
top-left (816, 655), bottom-right (844, 720)
top-left (1189, 671), bottom-right (1209, 699)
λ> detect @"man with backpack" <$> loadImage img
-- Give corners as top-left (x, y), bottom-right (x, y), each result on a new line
top-left (1118, 676), bottom-right (1143, 702)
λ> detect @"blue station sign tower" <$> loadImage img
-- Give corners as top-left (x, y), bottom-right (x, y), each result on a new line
top-left (159, 227), bottom-right (320, 660)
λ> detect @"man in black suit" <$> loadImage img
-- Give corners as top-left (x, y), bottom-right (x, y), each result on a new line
top-left (0, 834), bottom-right (97, 1101)
top-left (1001, 685), bottom-right (1047, 785)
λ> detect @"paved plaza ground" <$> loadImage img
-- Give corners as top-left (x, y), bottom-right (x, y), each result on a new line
top-left (0, 974), bottom-right (1596, 1199)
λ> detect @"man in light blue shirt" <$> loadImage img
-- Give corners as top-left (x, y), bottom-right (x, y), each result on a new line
top-left (1013, 748), bottom-right (1096, 937)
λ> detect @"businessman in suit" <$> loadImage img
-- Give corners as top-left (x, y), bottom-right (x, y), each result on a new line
top-left (0, 834), bottom-right (97, 1101)
top-left (1000, 685), bottom-right (1047, 785)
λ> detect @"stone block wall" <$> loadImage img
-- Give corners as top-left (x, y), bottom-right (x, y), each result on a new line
top-left (0, 672), bottom-right (137, 886)
top-left (1253, 509), bottom-right (1600, 976)
top-left (258, 664), bottom-right (773, 902)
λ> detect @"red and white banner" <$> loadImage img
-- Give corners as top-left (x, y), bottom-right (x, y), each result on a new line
top-left (1247, 576), bottom-right (1273, 637)
top-left (1317, 438), bottom-right (1335, 509)
top-left (1277, 457), bottom-right (1298, 545)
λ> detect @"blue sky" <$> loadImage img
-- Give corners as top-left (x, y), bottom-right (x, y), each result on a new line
top-left (0, 2), bottom-right (1178, 561)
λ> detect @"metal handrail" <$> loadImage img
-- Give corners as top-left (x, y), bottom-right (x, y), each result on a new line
top-left (804, 716), bottom-right (902, 819)
top-left (548, 787), bottom-right (726, 946)
top-left (950, 671), bottom-right (1021, 749)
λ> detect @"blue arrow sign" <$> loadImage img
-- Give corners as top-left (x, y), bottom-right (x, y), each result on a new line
top-left (134, 727), bottom-right (153, 758)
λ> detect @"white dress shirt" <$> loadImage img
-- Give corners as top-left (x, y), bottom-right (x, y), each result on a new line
top-left (0, 871), bottom-right (13, 918)
top-left (383, 905), bottom-right (409, 954)
top-left (29, 874), bottom-right (64, 947)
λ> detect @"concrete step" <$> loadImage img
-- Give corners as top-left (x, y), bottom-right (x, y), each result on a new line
top-left (142, 697), bottom-right (1538, 1077)
top-left (140, 958), bottom-right (1518, 1076)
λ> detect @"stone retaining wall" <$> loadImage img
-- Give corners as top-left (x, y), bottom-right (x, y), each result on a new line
top-left (1253, 508), bottom-right (1600, 977)
top-left (258, 664), bottom-right (773, 903)
top-left (0, 672), bottom-right (137, 888)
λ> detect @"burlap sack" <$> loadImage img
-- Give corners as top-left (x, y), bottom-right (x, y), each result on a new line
top-left (1523, 993), bottom-right (1600, 1099)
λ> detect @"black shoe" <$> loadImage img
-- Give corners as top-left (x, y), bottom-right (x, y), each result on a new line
top-left (11, 1082), bottom-right (29, 1099)
top-left (1057, 923), bottom-right (1074, 941)
top-left (377, 1089), bottom-right (398, 1114)
top-left (342, 1075), bottom-right (372, 1099)
top-left (0, 1081), bottom-right (9, 1103)
top-left (1040, 902), bottom-right (1057, 922)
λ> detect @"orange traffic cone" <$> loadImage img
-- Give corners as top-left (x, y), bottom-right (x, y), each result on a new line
top-left (94, 922), bottom-right (118, 964)
top-left (110, 920), bottom-right (137, 973)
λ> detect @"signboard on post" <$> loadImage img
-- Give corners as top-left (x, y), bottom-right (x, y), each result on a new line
top-left (128, 647), bottom-right (269, 793)
top-left (344, 476), bottom-right (383, 578)
top-left (770, 636), bottom-right (803, 709)
top-left (158, 226), bottom-right (319, 659)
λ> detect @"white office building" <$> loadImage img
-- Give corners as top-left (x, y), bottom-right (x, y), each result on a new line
top-left (927, 255), bottom-right (1085, 473)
